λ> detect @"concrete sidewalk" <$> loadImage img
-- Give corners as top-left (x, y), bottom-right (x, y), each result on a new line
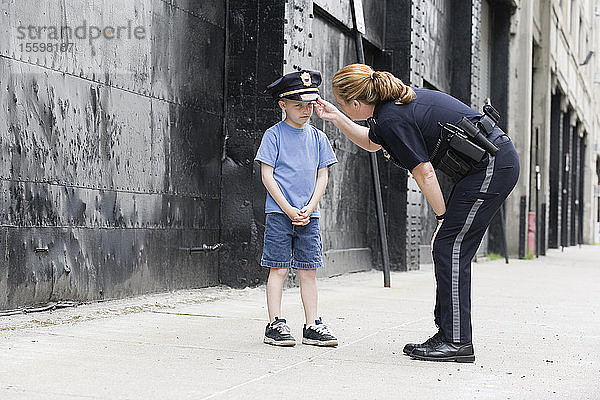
top-left (1, 246), bottom-right (599, 399)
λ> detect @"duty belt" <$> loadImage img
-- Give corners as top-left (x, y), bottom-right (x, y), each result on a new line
top-left (432, 104), bottom-right (502, 182)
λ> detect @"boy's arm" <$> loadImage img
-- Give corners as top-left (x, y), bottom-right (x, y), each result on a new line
top-left (298, 166), bottom-right (329, 224)
top-left (261, 163), bottom-right (303, 223)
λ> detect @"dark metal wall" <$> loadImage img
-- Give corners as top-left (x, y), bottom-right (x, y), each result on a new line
top-left (1, 0), bottom-right (227, 309)
top-left (561, 110), bottom-right (573, 248)
top-left (219, 0), bottom-right (284, 287)
top-left (479, 0), bottom-right (513, 255)
top-left (549, 93), bottom-right (563, 248)
top-left (305, 0), bottom-right (513, 267)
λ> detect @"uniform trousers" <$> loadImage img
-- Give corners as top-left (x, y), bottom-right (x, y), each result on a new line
top-left (432, 132), bottom-right (520, 343)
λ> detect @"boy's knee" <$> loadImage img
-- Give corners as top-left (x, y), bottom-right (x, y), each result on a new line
top-left (269, 267), bottom-right (289, 279)
top-left (297, 268), bottom-right (317, 279)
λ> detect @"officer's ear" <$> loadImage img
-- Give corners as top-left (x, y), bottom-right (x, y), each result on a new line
top-left (351, 99), bottom-right (361, 110)
top-left (278, 99), bottom-right (287, 110)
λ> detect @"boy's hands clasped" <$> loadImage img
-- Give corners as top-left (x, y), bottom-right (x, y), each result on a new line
top-left (286, 206), bottom-right (313, 226)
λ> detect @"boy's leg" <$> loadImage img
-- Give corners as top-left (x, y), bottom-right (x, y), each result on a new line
top-left (265, 272), bottom-right (296, 346)
top-left (293, 218), bottom-right (337, 346)
top-left (297, 268), bottom-right (318, 324)
top-left (266, 267), bottom-right (289, 322)
top-left (261, 213), bottom-right (293, 321)
top-left (292, 217), bottom-right (323, 324)
top-left (261, 213), bottom-right (296, 346)
top-left (297, 265), bottom-right (338, 347)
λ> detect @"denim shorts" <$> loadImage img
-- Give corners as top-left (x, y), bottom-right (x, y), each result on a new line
top-left (261, 213), bottom-right (323, 269)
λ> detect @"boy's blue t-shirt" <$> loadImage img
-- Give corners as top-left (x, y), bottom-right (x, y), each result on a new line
top-left (254, 121), bottom-right (337, 218)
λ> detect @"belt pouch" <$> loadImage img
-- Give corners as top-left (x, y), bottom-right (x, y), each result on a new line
top-left (438, 149), bottom-right (471, 181)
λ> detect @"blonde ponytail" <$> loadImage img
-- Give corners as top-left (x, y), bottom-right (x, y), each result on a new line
top-left (332, 64), bottom-right (415, 105)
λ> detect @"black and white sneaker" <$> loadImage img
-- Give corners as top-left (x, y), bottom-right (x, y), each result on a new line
top-left (302, 318), bottom-right (338, 347)
top-left (264, 317), bottom-right (296, 347)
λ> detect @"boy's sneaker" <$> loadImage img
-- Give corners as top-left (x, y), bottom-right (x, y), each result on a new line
top-left (264, 317), bottom-right (296, 346)
top-left (302, 318), bottom-right (338, 347)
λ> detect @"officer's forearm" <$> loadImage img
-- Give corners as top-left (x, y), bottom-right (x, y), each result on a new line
top-left (331, 112), bottom-right (381, 152)
top-left (412, 162), bottom-right (446, 217)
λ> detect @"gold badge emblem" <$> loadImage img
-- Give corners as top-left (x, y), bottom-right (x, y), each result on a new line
top-left (301, 72), bottom-right (312, 87)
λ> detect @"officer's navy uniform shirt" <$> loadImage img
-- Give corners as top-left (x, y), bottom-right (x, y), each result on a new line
top-left (255, 121), bottom-right (337, 218)
top-left (370, 88), bottom-right (481, 171)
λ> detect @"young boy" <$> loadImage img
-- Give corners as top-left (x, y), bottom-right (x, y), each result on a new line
top-left (255, 70), bottom-right (338, 347)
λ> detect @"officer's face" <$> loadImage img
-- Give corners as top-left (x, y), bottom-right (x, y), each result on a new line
top-left (279, 99), bottom-right (314, 127)
top-left (333, 91), bottom-right (374, 121)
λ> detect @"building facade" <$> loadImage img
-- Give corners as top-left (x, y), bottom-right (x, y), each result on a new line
top-left (1, 0), bottom-right (598, 310)
top-left (505, 0), bottom-right (600, 256)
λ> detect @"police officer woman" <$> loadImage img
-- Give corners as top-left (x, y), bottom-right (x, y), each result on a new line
top-left (314, 63), bottom-right (519, 363)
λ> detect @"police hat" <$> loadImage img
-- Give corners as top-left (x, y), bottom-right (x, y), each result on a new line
top-left (266, 70), bottom-right (321, 101)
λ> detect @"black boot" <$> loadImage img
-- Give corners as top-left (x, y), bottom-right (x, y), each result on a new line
top-left (402, 330), bottom-right (443, 355)
top-left (410, 340), bottom-right (475, 363)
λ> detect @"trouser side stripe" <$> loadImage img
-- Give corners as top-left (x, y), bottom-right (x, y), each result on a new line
top-left (450, 154), bottom-right (496, 342)
top-left (451, 199), bottom-right (483, 341)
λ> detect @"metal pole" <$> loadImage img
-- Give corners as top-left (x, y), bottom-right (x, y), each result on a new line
top-left (535, 127), bottom-right (540, 258)
top-left (350, 0), bottom-right (391, 287)
top-left (518, 196), bottom-right (527, 259)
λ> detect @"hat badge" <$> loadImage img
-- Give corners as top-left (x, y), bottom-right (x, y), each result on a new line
top-left (300, 72), bottom-right (312, 87)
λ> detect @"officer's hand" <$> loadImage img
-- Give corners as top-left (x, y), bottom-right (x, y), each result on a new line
top-left (314, 96), bottom-right (339, 121)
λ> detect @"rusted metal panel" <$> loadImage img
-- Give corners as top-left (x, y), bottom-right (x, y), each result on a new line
top-left (0, 0), bottom-right (225, 310)
top-left (1, 0), bottom-right (225, 109)
top-left (411, 0), bottom-right (452, 92)
top-left (361, 0), bottom-right (384, 48)
top-left (2, 226), bottom-right (219, 306)
top-left (313, 0), bottom-right (383, 48)
top-left (0, 179), bottom-right (218, 229)
top-left (284, 0), bottom-right (313, 73)
top-left (313, 0), bottom-right (353, 32)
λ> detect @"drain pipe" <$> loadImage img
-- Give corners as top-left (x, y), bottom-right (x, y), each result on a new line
top-left (350, 0), bottom-right (391, 287)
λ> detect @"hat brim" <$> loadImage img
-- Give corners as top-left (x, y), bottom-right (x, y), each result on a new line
top-left (282, 92), bottom-right (319, 101)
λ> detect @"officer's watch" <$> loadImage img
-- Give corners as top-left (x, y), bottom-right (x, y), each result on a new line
top-left (436, 213), bottom-right (446, 221)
